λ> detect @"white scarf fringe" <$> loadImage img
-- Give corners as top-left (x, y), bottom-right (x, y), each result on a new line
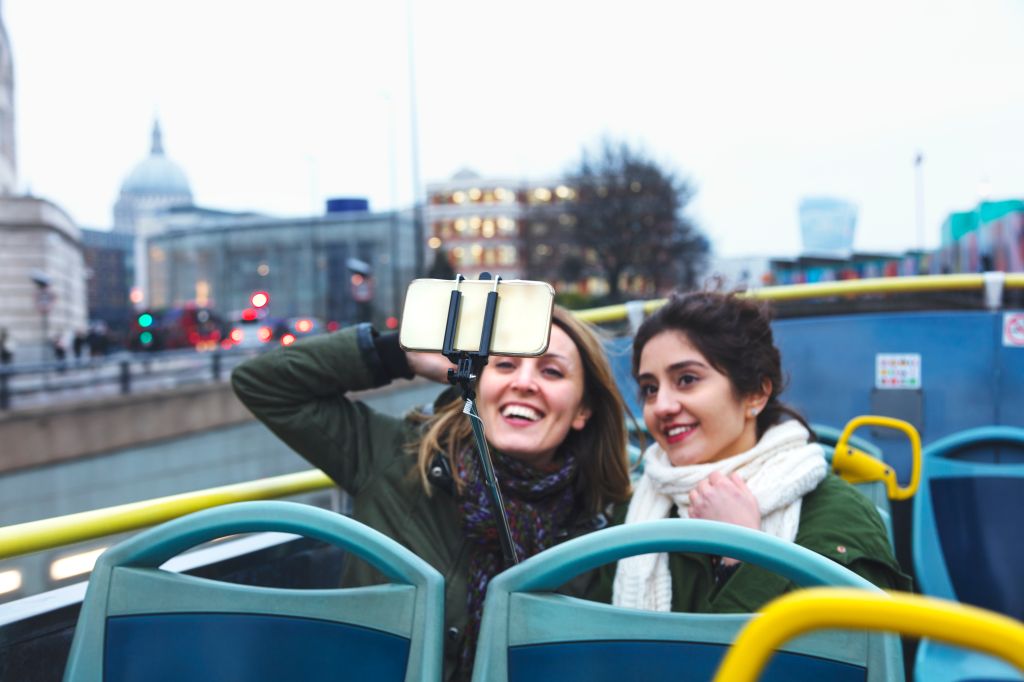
top-left (612, 421), bottom-right (826, 612)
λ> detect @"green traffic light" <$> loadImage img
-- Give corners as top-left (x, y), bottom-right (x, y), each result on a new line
top-left (138, 313), bottom-right (154, 328)
top-left (140, 331), bottom-right (153, 345)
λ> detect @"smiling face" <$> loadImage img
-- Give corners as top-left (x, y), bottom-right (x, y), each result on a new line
top-left (477, 325), bottom-right (592, 470)
top-left (637, 330), bottom-right (769, 467)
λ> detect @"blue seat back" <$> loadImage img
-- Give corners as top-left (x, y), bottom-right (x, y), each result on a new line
top-left (63, 501), bottom-right (444, 682)
top-left (912, 426), bottom-right (1024, 619)
top-left (473, 519), bottom-right (902, 682)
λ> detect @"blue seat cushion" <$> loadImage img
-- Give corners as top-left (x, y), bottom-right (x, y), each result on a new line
top-left (932, 477), bottom-right (1024, 619)
top-left (508, 640), bottom-right (866, 682)
top-left (104, 612), bottom-right (409, 682)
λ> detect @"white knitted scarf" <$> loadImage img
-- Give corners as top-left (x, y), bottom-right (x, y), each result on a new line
top-left (612, 420), bottom-right (827, 612)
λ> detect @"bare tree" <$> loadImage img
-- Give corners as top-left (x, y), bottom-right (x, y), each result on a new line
top-left (526, 140), bottom-right (707, 301)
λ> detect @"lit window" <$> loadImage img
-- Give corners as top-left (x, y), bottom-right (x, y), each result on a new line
top-left (555, 185), bottom-right (572, 199)
top-left (498, 245), bottom-right (518, 265)
top-left (630, 181), bottom-right (642, 193)
top-left (533, 187), bottom-right (552, 202)
top-left (467, 217), bottom-right (481, 236)
top-left (558, 214), bottom-right (575, 226)
top-left (454, 219), bottom-right (467, 233)
top-left (470, 244), bottom-right (484, 262)
top-left (468, 188), bottom-right (482, 201)
top-left (535, 244), bottom-right (552, 257)
top-left (428, 237), bottom-right (442, 249)
top-left (481, 220), bottom-right (495, 238)
top-left (498, 217), bottom-right (517, 234)
top-left (453, 191), bottom-right (466, 204)
top-left (494, 188), bottom-right (507, 201)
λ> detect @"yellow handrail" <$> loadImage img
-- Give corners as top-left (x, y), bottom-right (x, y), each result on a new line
top-left (575, 272), bottom-right (1024, 325)
top-left (832, 415), bottom-right (922, 501)
top-left (0, 469), bottom-right (333, 560)
top-left (714, 587), bottom-right (1024, 681)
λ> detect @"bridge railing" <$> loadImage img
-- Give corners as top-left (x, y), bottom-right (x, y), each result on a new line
top-left (0, 346), bottom-right (262, 411)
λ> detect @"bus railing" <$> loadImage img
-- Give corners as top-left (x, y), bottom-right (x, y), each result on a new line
top-left (0, 469), bottom-right (333, 560)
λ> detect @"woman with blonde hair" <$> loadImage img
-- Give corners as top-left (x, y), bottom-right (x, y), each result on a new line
top-left (232, 305), bottom-right (631, 680)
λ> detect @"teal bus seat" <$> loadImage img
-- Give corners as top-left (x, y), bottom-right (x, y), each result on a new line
top-left (473, 519), bottom-right (903, 682)
top-left (62, 501), bottom-right (444, 682)
top-left (912, 426), bottom-right (1024, 682)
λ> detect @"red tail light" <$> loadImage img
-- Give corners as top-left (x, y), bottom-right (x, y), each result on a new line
top-left (281, 333), bottom-right (296, 346)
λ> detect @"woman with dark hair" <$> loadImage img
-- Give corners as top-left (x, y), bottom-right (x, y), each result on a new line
top-left (232, 306), bottom-right (632, 680)
top-left (610, 291), bottom-right (908, 612)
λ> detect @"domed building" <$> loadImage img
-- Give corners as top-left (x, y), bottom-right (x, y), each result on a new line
top-left (110, 120), bottom-right (194, 307)
top-left (113, 120), bottom-right (193, 233)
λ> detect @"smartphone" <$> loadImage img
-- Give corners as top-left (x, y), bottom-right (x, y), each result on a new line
top-left (399, 278), bottom-right (555, 356)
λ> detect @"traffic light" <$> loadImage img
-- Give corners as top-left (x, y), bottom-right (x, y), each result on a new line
top-left (136, 312), bottom-right (156, 349)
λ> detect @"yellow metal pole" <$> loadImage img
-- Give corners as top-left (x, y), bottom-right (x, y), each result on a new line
top-left (714, 588), bottom-right (1024, 681)
top-left (0, 469), bottom-right (334, 560)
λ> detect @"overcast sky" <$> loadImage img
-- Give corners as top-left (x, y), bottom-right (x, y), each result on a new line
top-left (6, 0), bottom-right (1024, 257)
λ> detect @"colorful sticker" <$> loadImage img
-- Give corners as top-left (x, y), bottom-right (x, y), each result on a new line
top-left (875, 353), bottom-right (921, 390)
top-left (1004, 312), bottom-right (1024, 347)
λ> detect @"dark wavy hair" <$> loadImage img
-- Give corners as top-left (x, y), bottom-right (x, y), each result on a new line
top-left (631, 290), bottom-right (811, 439)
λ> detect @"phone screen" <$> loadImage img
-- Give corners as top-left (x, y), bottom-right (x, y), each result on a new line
top-left (399, 278), bottom-right (554, 356)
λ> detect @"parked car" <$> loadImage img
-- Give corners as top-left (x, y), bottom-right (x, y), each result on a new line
top-left (276, 317), bottom-right (325, 346)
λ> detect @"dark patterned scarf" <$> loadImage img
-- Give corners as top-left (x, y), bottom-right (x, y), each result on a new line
top-left (454, 446), bottom-right (579, 680)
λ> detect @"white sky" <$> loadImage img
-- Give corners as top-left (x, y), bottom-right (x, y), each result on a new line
top-left (6, 0), bottom-right (1024, 257)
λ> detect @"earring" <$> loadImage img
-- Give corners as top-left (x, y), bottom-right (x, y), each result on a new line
top-left (749, 408), bottom-right (758, 417)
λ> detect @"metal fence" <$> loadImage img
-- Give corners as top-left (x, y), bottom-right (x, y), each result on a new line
top-left (0, 348), bottom-right (261, 411)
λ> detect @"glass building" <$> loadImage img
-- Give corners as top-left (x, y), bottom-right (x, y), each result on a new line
top-left (146, 206), bottom-right (416, 328)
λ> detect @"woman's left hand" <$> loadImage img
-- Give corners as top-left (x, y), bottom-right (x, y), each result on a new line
top-left (688, 471), bottom-right (761, 531)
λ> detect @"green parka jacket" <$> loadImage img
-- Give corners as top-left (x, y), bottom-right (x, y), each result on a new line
top-left (593, 473), bottom-right (912, 611)
top-left (230, 324), bottom-right (608, 680)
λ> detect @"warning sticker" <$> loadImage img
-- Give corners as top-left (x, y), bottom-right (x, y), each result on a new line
top-left (876, 353), bottom-right (922, 390)
top-left (1004, 313), bottom-right (1024, 347)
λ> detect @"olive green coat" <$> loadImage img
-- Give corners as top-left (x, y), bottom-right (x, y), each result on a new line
top-left (593, 474), bottom-right (911, 612)
top-left (231, 326), bottom-right (604, 680)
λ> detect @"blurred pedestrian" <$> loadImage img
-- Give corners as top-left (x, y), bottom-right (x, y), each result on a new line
top-left (73, 329), bottom-right (87, 362)
top-left (0, 327), bottom-right (13, 365)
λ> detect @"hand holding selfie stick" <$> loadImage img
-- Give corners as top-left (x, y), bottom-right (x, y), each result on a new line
top-left (442, 274), bottom-right (520, 567)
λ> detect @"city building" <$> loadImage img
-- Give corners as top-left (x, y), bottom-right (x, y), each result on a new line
top-left (81, 228), bottom-right (135, 334)
top-left (798, 196), bottom-right (858, 258)
top-left (425, 170), bottom-right (608, 293)
top-left (0, 198), bottom-right (89, 361)
top-left (0, 7), bottom-right (87, 361)
top-left (146, 201), bottom-right (416, 329)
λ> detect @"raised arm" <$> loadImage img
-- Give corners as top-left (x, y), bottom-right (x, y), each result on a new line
top-left (231, 323), bottom-right (419, 494)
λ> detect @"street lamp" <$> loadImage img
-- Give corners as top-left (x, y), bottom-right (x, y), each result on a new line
top-left (29, 269), bottom-right (53, 362)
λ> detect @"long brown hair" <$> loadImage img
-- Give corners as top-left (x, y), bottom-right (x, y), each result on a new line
top-left (631, 290), bottom-right (811, 439)
top-left (414, 305), bottom-right (632, 514)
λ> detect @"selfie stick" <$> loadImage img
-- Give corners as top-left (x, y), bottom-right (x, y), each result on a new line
top-left (443, 273), bottom-right (519, 567)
